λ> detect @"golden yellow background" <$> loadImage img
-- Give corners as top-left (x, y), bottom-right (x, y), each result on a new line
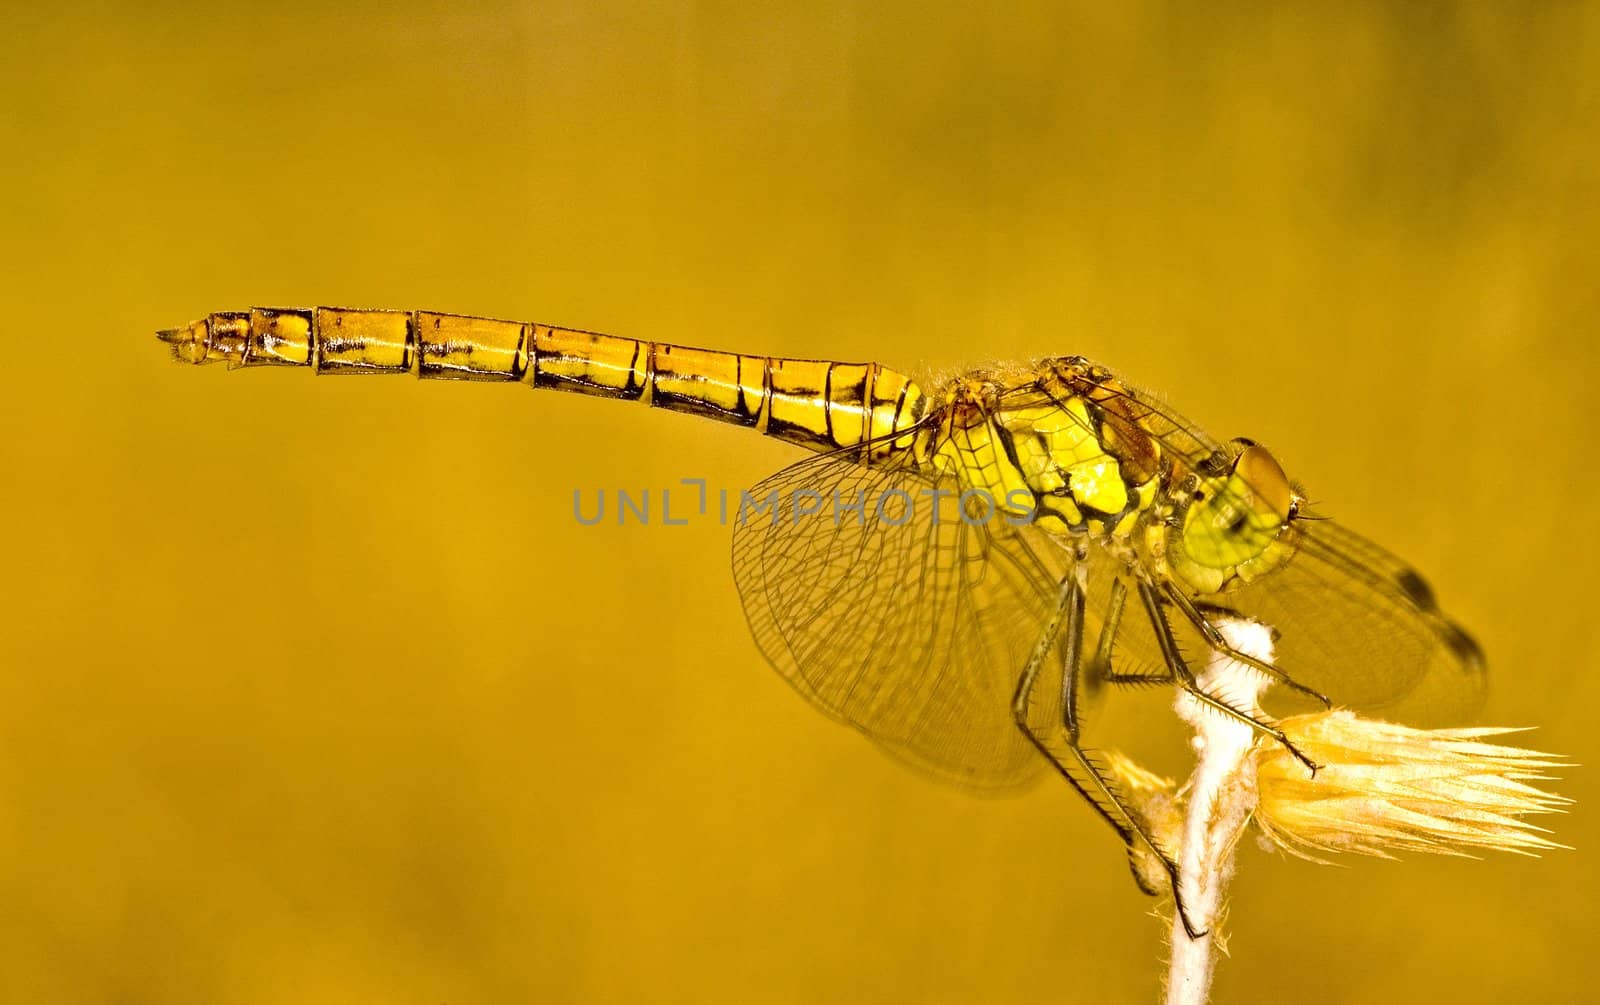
top-left (3, 3), bottom-right (1596, 1001)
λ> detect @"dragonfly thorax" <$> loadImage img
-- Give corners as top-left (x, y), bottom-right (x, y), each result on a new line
top-left (915, 361), bottom-right (1304, 601)
top-left (918, 360), bottom-right (1168, 543)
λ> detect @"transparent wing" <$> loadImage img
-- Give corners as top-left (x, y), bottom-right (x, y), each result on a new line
top-left (731, 447), bottom-right (1080, 792)
top-left (1217, 518), bottom-right (1487, 724)
top-left (1006, 368), bottom-right (1487, 721)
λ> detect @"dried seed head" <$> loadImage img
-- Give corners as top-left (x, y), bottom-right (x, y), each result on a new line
top-left (1254, 710), bottom-right (1571, 862)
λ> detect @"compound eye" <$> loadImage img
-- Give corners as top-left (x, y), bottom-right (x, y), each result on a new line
top-left (1232, 443), bottom-right (1294, 523)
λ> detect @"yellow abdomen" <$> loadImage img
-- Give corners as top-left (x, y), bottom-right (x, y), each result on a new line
top-left (159, 306), bottom-right (927, 456)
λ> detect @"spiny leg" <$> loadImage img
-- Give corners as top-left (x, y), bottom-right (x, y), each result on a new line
top-left (1136, 580), bottom-right (1321, 776)
top-left (1100, 666), bottom-right (1177, 686)
top-left (1014, 571), bottom-right (1208, 939)
top-left (1084, 577), bottom-right (1125, 692)
top-left (1161, 582), bottom-right (1332, 709)
top-left (1083, 577), bottom-right (1177, 687)
top-left (1059, 573), bottom-right (1096, 731)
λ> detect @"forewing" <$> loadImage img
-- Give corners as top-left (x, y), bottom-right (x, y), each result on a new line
top-left (731, 449), bottom-right (1076, 792)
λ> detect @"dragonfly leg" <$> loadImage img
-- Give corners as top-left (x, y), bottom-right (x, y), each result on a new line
top-left (1161, 582), bottom-right (1333, 709)
top-left (1082, 577), bottom-right (1173, 691)
top-left (1014, 571), bottom-right (1207, 939)
top-left (1059, 573), bottom-right (1094, 731)
top-left (1099, 666), bottom-right (1177, 686)
top-left (1137, 580), bottom-right (1322, 776)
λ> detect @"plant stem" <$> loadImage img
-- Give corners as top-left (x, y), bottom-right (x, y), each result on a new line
top-left (1163, 619), bottom-right (1274, 1005)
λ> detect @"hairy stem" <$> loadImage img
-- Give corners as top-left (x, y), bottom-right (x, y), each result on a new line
top-left (1163, 619), bottom-right (1274, 1005)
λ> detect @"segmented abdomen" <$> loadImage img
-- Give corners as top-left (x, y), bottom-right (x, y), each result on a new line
top-left (162, 307), bottom-right (926, 455)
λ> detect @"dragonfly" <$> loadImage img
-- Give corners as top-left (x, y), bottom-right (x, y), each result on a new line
top-left (158, 306), bottom-right (1486, 933)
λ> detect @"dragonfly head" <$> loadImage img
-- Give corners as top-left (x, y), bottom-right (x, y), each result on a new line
top-left (1166, 439), bottom-right (1303, 596)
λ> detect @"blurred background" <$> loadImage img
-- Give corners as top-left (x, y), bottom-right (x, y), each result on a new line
top-left (2, 2), bottom-right (1597, 1001)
